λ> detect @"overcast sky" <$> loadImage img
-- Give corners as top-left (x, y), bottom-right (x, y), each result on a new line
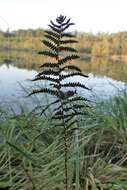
top-left (0, 0), bottom-right (127, 33)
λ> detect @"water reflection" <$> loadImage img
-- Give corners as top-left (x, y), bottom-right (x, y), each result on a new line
top-left (0, 62), bottom-right (126, 109)
top-left (77, 57), bottom-right (127, 82)
top-left (0, 64), bottom-right (37, 107)
top-left (0, 50), bottom-right (127, 110)
top-left (0, 51), bottom-right (127, 82)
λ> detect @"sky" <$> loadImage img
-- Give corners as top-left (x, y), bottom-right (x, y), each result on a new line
top-left (0, 0), bottom-right (127, 33)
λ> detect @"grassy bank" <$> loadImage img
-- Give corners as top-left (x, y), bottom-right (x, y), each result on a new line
top-left (0, 92), bottom-right (127, 189)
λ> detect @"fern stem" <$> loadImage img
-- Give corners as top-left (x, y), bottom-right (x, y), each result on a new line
top-left (56, 21), bottom-right (69, 190)
top-left (64, 127), bottom-right (68, 190)
top-left (74, 128), bottom-right (80, 190)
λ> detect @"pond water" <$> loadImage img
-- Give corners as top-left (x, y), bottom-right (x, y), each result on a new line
top-left (0, 51), bottom-right (127, 111)
top-left (0, 64), bottom-right (36, 105)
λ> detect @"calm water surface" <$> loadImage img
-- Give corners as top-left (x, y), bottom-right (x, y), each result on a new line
top-left (0, 64), bottom-right (126, 110)
top-left (0, 52), bottom-right (127, 110)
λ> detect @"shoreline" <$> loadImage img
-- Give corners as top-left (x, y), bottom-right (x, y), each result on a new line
top-left (0, 49), bottom-right (127, 63)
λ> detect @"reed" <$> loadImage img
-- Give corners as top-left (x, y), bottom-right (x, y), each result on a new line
top-left (0, 92), bottom-right (127, 189)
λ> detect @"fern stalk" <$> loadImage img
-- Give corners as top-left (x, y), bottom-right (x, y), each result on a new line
top-left (75, 128), bottom-right (80, 190)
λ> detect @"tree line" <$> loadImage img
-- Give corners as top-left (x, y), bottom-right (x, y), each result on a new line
top-left (0, 28), bottom-right (127, 57)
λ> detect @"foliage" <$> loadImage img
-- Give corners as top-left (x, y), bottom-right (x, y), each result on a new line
top-left (0, 92), bottom-right (127, 189)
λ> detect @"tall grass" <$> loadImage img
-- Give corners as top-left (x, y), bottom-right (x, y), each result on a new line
top-left (0, 91), bottom-right (127, 189)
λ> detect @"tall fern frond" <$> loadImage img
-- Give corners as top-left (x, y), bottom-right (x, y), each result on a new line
top-left (30, 15), bottom-right (90, 190)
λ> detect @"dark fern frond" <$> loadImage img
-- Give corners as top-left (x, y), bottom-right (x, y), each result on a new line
top-left (56, 15), bottom-right (66, 24)
top-left (72, 104), bottom-right (86, 109)
top-left (54, 104), bottom-right (86, 114)
top-left (61, 82), bottom-right (90, 90)
top-left (54, 106), bottom-right (73, 114)
top-left (66, 111), bottom-right (85, 118)
top-left (40, 62), bottom-right (58, 68)
top-left (52, 112), bottom-right (80, 120)
top-left (63, 96), bottom-right (90, 104)
top-left (62, 23), bottom-right (75, 32)
top-left (38, 50), bottom-right (57, 58)
top-left (59, 55), bottom-right (80, 65)
top-left (45, 30), bottom-right (60, 39)
top-left (29, 88), bottom-right (58, 97)
top-left (31, 16), bottom-right (90, 190)
top-left (60, 73), bottom-right (88, 81)
top-left (61, 65), bottom-right (81, 72)
top-left (52, 110), bottom-right (85, 121)
top-left (59, 46), bottom-right (77, 53)
top-left (61, 18), bottom-right (71, 26)
top-left (30, 89), bottom-right (76, 99)
top-left (48, 24), bottom-right (60, 34)
top-left (42, 40), bottom-right (57, 52)
top-left (64, 114), bottom-right (75, 124)
top-left (60, 39), bottom-right (78, 44)
top-left (54, 104), bottom-right (84, 113)
top-left (50, 20), bottom-right (61, 28)
top-left (37, 70), bottom-right (60, 77)
top-left (30, 88), bottom-right (76, 99)
top-left (32, 76), bottom-right (58, 83)
top-left (44, 34), bottom-right (59, 45)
